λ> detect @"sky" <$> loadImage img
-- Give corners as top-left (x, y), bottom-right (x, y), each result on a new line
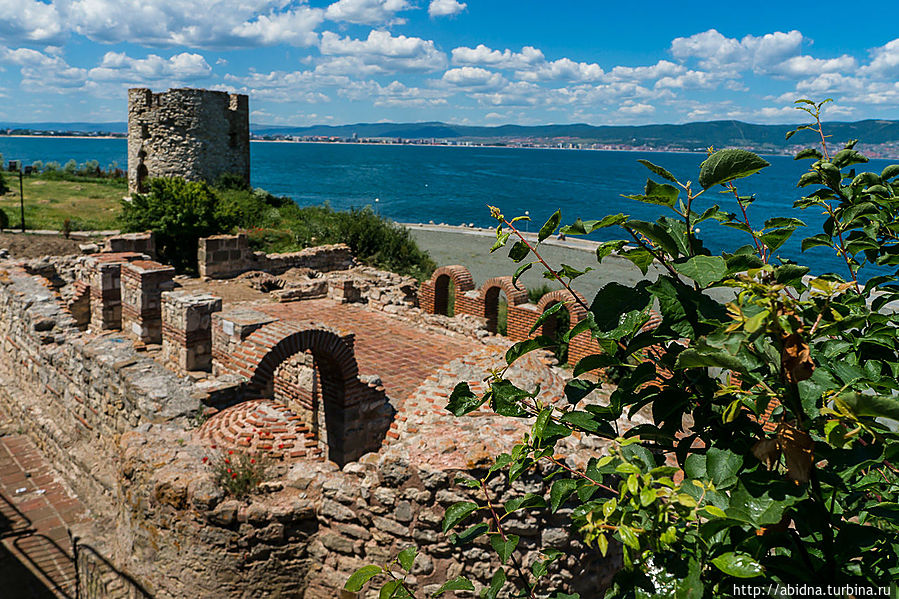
top-left (2, 0), bottom-right (899, 127)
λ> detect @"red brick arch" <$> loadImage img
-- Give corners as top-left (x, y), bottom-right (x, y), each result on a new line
top-left (420, 265), bottom-right (475, 315)
top-left (226, 321), bottom-right (391, 466)
top-left (480, 276), bottom-right (529, 334)
top-left (537, 289), bottom-right (587, 335)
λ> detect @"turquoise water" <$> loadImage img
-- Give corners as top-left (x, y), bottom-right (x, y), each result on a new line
top-left (1, 136), bottom-right (895, 278)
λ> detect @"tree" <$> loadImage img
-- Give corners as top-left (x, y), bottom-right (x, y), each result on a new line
top-left (349, 100), bottom-right (899, 597)
top-left (119, 177), bottom-right (238, 273)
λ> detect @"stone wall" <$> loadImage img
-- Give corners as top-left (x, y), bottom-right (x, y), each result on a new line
top-left (0, 253), bottom-right (619, 598)
top-left (198, 234), bottom-right (355, 279)
top-left (127, 88), bottom-right (250, 195)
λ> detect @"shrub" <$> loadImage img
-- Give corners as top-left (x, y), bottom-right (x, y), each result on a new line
top-left (0, 170), bottom-right (7, 195)
top-left (214, 172), bottom-right (251, 192)
top-left (203, 450), bottom-right (268, 498)
top-left (119, 178), bottom-right (238, 273)
top-left (350, 100), bottom-right (899, 597)
top-left (0, 209), bottom-right (8, 231)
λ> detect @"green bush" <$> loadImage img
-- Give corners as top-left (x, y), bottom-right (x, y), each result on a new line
top-left (0, 170), bottom-right (7, 195)
top-left (350, 100), bottom-right (899, 597)
top-left (119, 178), bottom-right (238, 273)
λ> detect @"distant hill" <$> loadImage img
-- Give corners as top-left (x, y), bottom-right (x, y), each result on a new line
top-left (4, 119), bottom-right (899, 149)
top-left (0, 121), bottom-right (127, 134)
top-left (250, 120), bottom-right (899, 149)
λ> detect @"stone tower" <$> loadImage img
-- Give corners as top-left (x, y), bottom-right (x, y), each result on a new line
top-left (127, 88), bottom-right (250, 195)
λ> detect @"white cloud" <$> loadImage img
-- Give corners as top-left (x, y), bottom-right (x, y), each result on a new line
top-left (861, 38), bottom-right (899, 79)
top-left (441, 66), bottom-right (504, 89)
top-left (225, 68), bottom-right (347, 102)
top-left (451, 44), bottom-right (544, 69)
top-left (0, 0), bottom-right (63, 44)
top-left (428, 0), bottom-right (466, 18)
top-left (61, 0), bottom-right (324, 49)
top-left (770, 55), bottom-right (856, 78)
top-left (319, 30), bottom-right (447, 72)
top-left (88, 51), bottom-right (212, 82)
top-left (516, 57), bottom-right (603, 82)
top-left (670, 28), bottom-right (803, 73)
top-left (618, 102), bottom-right (655, 116)
top-left (339, 79), bottom-right (447, 107)
top-left (325, 0), bottom-right (411, 25)
top-left (607, 60), bottom-right (684, 82)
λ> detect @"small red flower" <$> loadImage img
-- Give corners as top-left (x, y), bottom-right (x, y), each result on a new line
top-left (250, 459), bottom-right (255, 464)
top-left (228, 450), bottom-right (234, 455)
top-left (202, 457), bottom-right (208, 463)
top-left (231, 473), bottom-right (237, 478)
top-left (211, 445), bottom-right (217, 449)
top-left (224, 458), bottom-right (230, 464)
top-left (278, 444), bottom-right (284, 449)
top-left (227, 468), bottom-right (232, 473)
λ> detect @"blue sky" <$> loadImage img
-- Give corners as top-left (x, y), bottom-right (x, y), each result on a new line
top-left (2, 0), bottom-right (899, 126)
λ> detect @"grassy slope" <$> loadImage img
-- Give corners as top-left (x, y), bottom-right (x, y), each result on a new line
top-left (0, 176), bottom-right (125, 230)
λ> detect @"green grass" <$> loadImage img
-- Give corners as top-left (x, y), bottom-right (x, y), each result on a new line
top-left (0, 175), bottom-right (126, 231)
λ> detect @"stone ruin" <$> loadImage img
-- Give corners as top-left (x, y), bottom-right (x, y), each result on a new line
top-left (0, 233), bottom-right (634, 598)
top-left (127, 88), bottom-right (250, 195)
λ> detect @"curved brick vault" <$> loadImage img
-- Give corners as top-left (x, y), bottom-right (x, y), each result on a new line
top-left (211, 321), bottom-right (393, 466)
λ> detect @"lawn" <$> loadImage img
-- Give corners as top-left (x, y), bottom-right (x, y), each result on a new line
top-left (0, 175), bottom-right (125, 231)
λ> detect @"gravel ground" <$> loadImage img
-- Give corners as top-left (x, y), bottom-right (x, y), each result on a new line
top-left (0, 231), bottom-right (91, 259)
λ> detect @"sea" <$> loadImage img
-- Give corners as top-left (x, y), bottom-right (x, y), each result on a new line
top-left (1, 136), bottom-right (896, 279)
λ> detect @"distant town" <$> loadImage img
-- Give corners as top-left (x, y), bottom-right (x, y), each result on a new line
top-left (4, 123), bottom-right (899, 159)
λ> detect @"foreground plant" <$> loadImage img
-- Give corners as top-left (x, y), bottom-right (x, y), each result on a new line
top-left (349, 99), bottom-right (899, 597)
top-left (203, 449), bottom-right (269, 499)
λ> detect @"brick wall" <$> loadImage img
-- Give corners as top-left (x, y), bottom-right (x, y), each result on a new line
top-left (198, 234), bottom-right (354, 279)
top-left (120, 260), bottom-right (175, 344)
top-left (161, 291), bottom-right (222, 371)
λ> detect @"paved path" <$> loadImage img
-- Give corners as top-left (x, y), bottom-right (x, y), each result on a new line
top-left (257, 299), bottom-right (488, 403)
top-left (0, 435), bottom-right (89, 599)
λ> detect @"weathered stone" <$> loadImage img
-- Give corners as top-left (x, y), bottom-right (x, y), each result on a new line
top-left (371, 516), bottom-right (409, 537)
top-left (321, 533), bottom-right (355, 554)
top-left (393, 500), bottom-right (413, 523)
top-left (319, 499), bottom-right (356, 522)
top-left (210, 500), bottom-right (240, 526)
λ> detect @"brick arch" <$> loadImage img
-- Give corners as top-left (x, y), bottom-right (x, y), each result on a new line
top-left (228, 322), bottom-right (386, 466)
top-left (242, 324), bottom-right (358, 392)
top-left (537, 289), bottom-right (588, 322)
top-left (421, 265), bottom-right (475, 316)
top-left (480, 276), bottom-right (529, 334)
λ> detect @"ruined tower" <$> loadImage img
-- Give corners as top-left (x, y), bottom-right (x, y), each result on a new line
top-left (127, 88), bottom-right (250, 195)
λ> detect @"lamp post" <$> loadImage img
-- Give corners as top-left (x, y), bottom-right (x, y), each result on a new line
top-left (18, 163), bottom-right (24, 232)
top-left (524, 210), bottom-right (529, 234)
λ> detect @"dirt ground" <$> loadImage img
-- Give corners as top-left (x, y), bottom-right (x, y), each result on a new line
top-left (0, 232), bottom-right (89, 259)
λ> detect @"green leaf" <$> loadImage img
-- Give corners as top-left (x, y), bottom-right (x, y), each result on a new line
top-left (505, 335), bottom-right (556, 364)
top-left (529, 301), bottom-right (565, 335)
top-left (644, 178), bottom-right (680, 207)
top-left (380, 580), bottom-right (403, 599)
top-left (618, 525), bottom-right (640, 550)
top-left (451, 522), bottom-right (489, 545)
top-left (711, 552), bottom-right (764, 578)
top-left (705, 448), bottom-right (742, 490)
top-left (490, 232), bottom-right (510, 253)
top-left (442, 502), bottom-right (479, 533)
top-left (621, 247), bottom-right (655, 274)
top-left (560, 411), bottom-right (614, 436)
top-left (483, 568), bottom-right (506, 599)
top-left (508, 240), bottom-right (529, 262)
top-left (761, 227), bottom-right (798, 252)
top-left (550, 478), bottom-right (578, 512)
top-left (533, 408), bottom-right (551, 440)
top-left (573, 353), bottom-right (617, 377)
top-left (345, 565), bottom-right (383, 592)
top-left (638, 159), bottom-right (678, 183)
top-left (446, 382), bottom-right (486, 417)
top-left (801, 233), bottom-right (832, 251)
top-left (881, 164), bottom-right (899, 181)
top-left (490, 534), bottom-right (519, 564)
top-left (798, 171), bottom-right (823, 187)
top-left (832, 148), bottom-right (869, 168)
top-left (639, 486), bottom-right (657, 507)
top-left (504, 493), bottom-right (546, 513)
top-left (490, 380), bottom-right (530, 417)
top-left (511, 261), bottom-right (533, 288)
top-left (596, 240), bottom-right (627, 261)
top-left (699, 149), bottom-right (770, 189)
top-left (538, 210), bottom-right (561, 242)
top-left (433, 576), bottom-right (475, 596)
top-left (837, 392), bottom-right (899, 421)
top-left (397, 547), bottom-right (417, 572)
top-left (794, 148), bottom-right (822, 161)
top-left (673, 255), bottom-right (727, 287)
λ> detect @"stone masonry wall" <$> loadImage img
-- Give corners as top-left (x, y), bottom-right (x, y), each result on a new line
top-left (198, 234), bottom-right (355, 279)
top-left (127, 87), bottom-right (250, 195)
